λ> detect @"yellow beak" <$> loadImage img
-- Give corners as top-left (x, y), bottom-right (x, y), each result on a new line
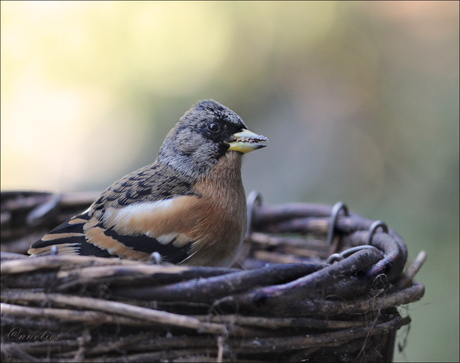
top-left (227, 129), bottom-right (268, 154)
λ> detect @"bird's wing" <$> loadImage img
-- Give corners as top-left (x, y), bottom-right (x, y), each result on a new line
top-left (28, 210), bottom-right (115, 258)
top-left (29, 163), bottom-right (205, 263)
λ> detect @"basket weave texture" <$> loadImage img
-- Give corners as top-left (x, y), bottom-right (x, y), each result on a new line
top-left (1, 191), bottom-right (425, 362)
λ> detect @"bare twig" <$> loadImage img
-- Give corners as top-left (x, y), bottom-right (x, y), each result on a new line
top-left (393, 250), bottom-right (428, 290)
top-left (1, 291), bottom-right (227, 335)
top-left (1, 303), bottom-right (152, 327)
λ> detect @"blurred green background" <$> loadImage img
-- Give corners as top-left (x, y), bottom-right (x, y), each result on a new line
top-left (1, 2), bottom-right (458, 361)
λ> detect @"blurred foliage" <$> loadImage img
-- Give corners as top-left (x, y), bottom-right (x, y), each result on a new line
top-left (1, 2), bottom-right (458, 361)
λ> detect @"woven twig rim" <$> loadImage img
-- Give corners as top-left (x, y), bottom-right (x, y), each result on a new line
top-left (0, 191), bottom-right (426, 362)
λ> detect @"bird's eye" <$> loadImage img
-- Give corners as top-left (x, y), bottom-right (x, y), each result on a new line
top-left (207, 122), bottom-right (220, 133)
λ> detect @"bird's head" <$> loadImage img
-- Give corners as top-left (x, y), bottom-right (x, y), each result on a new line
top-left (158, 100), bottom-right (267, 178)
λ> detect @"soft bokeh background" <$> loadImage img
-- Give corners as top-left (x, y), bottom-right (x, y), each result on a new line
top-left (2, 1), bottom-right (458, 361)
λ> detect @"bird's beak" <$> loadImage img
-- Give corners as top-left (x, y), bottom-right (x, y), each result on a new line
top-left (227, 129), bottom-right (268, 154)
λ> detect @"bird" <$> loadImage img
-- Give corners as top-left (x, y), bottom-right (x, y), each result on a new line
top-left (28, 100), bottom-right (267, 267)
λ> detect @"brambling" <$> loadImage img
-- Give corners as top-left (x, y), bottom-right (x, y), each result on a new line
top-left (28, 100), bottom-right (267, 267)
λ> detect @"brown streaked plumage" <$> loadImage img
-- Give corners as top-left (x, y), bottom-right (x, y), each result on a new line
top-left (28, 99), bottom-right (267, 267)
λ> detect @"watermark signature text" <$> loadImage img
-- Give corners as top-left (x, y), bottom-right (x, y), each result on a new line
top-left (7, 327), bottom-right (61, 341)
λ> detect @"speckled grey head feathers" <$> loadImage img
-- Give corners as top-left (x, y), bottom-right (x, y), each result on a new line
top-left (157, 100), bottom-right (248, 179)
top-left (180, 100), bottom-right (247, 128)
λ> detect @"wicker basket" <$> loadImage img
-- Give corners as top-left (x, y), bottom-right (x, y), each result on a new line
top-left (1, 191), bottom-right (426, 362)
